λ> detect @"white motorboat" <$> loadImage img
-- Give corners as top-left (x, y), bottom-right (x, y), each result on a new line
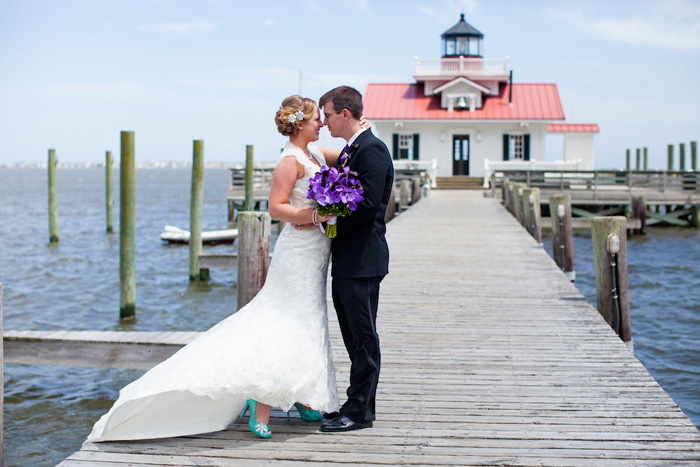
top-left (160, 225), bottom-right (238, 244)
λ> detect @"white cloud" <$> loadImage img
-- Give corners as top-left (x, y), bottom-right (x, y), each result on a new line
top-left (352, 0), bottom-right (371, 16)
top-left (138, 19), bottom-right (217, 35)
top-left (546, 2), bottom-right (700, 52)
top-left (265, 18), bottom-right (275, 29)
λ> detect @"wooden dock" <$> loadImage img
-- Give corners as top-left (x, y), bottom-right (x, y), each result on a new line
top-left (53, 190), bottom-right (700, 465)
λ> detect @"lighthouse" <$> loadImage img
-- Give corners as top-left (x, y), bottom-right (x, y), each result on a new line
top-left (363, 15), bottom-right (598, 182)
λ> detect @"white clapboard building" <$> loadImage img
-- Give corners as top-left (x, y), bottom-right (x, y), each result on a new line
top-left (364, 14), bottom-right (599, 184)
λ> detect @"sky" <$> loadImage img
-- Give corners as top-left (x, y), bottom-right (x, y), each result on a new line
top-left (1, 0), bottom-right (699, 169)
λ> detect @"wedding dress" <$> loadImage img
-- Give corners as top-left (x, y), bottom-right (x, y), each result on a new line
top-left (87, 142), bottom-right (338, 442)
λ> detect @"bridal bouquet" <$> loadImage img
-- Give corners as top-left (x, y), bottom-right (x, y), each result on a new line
top-left (307, 166), bottom-right (364, 238)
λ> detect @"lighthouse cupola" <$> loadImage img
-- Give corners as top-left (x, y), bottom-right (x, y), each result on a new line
top-left (441, 13), bottom-right (483, 58)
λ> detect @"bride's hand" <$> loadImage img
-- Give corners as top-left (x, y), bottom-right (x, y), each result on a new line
top-left (359, 116), bottom-right (371, 130)
top-left (318, 213), bottom-right (336, 223)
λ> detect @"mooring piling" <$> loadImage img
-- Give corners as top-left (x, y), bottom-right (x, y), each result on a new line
top-left (1, 282), bottom-right (4, 467)
top-left (189, 140), bottom-right (206, 282)
top-left (243, 145), bottom-right (255, 212)
top-left (591, 216), bottom-right (632, 345)
top-left (236, 212), bottom-right (271, 310)
top-left (120, 131), bottom-right (136, 320)
top-left (668, 144), bottom-right (674, 170)
top-left (48, 149), bottom-right (59, 243)
top-left (105, 150), bottom-right (114, 234)
top-left (548, 194), bottom-right (574, 281)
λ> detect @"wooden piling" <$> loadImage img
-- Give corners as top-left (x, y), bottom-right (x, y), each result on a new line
top-left (385, 184), bottom-right (397, 222)
top-left (548, 194), bottom-right (574, 280)
top-left (680, 143), bottom-right (686, 170)
top-left (630, 196), bottom-right (647, 235)
top-left (189, 140), bottom-right (205, 282)
top-left (411, 176), bottom-right (421, 205)
top-left (120, 131), bottom-right (136, 320)
top-left (243, 145), bottom-right (254, 212)
top-left (522, 187), bottom-right (542, 243)
top-left (635, 148), bottom-right (640, 170)
top-left (237, 212), bottom-right (271, 310)
top-left (503, 180), bottom-right (513, 214)
top-left (399, 179), bottom-right (411, 210)
top-left (643, 147), bottom-right (648, 170)
top-left (691, 141), bottom-right (697, 171)
top-left (668, 144), bottom-right (674, 171)
top-left (48, 148), bottom-right (58, 243)
top-left (105, 151), bottom-right (114, 233)
top-left (1, 282), bottom-right (4, 467)
top-left (591, 217), bottom-right (632, 343)
top-left (512, 183), bottom-right (526, 224)
top-left (625, 149), bottom-right (630, 170)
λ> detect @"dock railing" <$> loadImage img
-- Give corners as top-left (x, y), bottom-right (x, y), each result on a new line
top-left (490, 169), bottom-right (700, 201)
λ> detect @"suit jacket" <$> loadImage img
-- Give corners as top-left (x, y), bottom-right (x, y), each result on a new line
top-left (331, 130), bottom-right (394, 278)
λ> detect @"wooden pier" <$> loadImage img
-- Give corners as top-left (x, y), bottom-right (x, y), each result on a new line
top-left (35, 190), bottom-right (700, 465)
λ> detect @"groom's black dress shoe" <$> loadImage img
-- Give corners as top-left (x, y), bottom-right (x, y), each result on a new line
top-left (320, 415), bottom-right (372, 432)
top-left (322, 411), bottom-right (340, 419)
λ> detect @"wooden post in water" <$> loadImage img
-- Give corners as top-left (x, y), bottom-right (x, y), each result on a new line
top-left (120, 131), bottom-right (136, 320)
top-left (189, 140), bottom-right (206, 282)
top-left (691, 141), bottom-right (697, 171)
top-left (643, 147), bottom-right (648, 170)
top-left (549, 194), bottom-right (574, 280)
top-left (668, 144), bottom-right (674, 171)
top-left (630, 196), bottom-right (647, 235)
top-left (625, 149), bottom-right (630, 170)
top-left (237, 212), bottom-right (271, 310)
top-left (1, 282), bottom-right (4, 467)
top-left (48, 148), bottom-right (59, 243)
top-left (385, 184), bottom-right (396, 222)
top-left (105, 150), bottom-right (114, 233)
top-left (591, 217), bottom-right (632, 344)
top-left (635, 148), bottom-right (641, 170)
top-left (243, 145), bottom-right (255, 212)
top-left (399, 179), bottom-right (411, 210)
top-left (410, 176), bottom-right (421, 205)
top-left (513, 183), bottom-right (526, 225)
top-left (680, 143), bottom-right (686, 171)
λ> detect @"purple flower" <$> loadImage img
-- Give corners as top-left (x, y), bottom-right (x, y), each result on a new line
top-left (307, 165), bottom-right (364, 237)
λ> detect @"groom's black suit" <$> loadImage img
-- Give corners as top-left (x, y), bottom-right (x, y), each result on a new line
top-left (331, 129), bottom-right (393, 425)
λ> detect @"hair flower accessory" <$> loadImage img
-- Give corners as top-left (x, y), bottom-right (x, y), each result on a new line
top-left (287, 110), bottom-right (305, 124)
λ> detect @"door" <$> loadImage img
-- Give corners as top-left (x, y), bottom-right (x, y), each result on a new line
top-left (453, 135), bottom-right (470, 175)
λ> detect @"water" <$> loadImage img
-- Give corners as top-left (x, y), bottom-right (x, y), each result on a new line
top-left (1, 170), bottom-right (699, 465)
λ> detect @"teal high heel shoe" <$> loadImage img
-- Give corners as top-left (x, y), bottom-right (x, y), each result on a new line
top-left (241, 399), bottom-right (271, 439)
top-left (294, 402), bottom-right (323, 422)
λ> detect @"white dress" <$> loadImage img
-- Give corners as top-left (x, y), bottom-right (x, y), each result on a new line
top-left (87, 142), bottom-right (338, 442)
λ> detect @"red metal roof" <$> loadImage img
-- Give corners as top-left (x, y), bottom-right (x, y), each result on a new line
top-left (363, 82), bottom-right (565, 121)
top-left (547, 123), bottom-right (599, 133)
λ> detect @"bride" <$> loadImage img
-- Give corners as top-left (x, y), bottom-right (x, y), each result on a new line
top-left (87, 95), bottom-right (347, 441)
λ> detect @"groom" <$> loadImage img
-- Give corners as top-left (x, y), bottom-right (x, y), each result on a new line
top-left (319, 86), bottom-right (394, 432)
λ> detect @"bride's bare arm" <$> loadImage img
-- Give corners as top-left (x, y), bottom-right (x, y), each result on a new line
top-left (268, 156), bottom-right (335, 225)
top-left (318, 147), bottom-right (342, 167)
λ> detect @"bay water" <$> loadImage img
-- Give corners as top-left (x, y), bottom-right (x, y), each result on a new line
top-left (1, 169), bottom-right (698, 466)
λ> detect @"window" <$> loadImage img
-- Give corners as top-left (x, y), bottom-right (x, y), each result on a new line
top-left (392, 133), bottom-right (420, 161)
top-left (398, 134), bottom-right (412, 159)
top-left (502, 134), bottom-right (530, 161)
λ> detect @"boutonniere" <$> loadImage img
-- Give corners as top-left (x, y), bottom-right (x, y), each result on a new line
top-left (339, 143), bottom-right (360, 168)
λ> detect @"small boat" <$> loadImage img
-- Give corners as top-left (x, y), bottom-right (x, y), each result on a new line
top-left (160, 225), bottom-right (238, 245)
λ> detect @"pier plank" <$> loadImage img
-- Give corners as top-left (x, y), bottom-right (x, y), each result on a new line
top-left (51, 191), bottom-right (700, 465)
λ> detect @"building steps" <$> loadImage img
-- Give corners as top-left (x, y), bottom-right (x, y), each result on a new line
top-left (436, 176), bottom-right (484, 189)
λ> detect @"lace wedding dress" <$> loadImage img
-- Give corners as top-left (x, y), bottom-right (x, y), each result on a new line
top-left (87, 142), bottom-right (338, 442)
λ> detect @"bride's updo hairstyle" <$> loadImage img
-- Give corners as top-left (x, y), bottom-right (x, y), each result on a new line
top-left (275, 95), bottom-right (316, 137)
